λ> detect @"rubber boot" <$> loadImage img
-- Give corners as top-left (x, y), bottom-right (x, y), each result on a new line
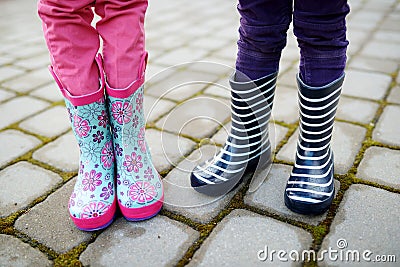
top-left (49, 55), bottom-right (116, 231)
top-left (190, 72), bottom-right (277, 196)
top-left (105, 55), bottom-right (163, 221)
top-left (284, 73), bottom-right (344, 215)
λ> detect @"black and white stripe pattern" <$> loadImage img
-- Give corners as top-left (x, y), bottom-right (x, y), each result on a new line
top-left (284, 74), bottom-right (344, 214)
top-left (191, 72), bottom-right (277, 196)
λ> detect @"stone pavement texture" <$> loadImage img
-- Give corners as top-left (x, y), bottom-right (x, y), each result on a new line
top-left (0, 0), bottom-right (399, 266)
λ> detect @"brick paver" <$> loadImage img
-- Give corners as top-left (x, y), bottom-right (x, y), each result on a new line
top-left (189, 209), bottom-right (312, 267)
top-left (15, 178), bottom-right (92, 254)
top-left (357, 147), bottom-right (400, 189)
top-left (80, 216), bottom-right (199, 266)
top-left (0, 234), bottom-right (52, 266)
top-left (321, 185), bottom-right (400, 266)
top-left (0, 0), bottom-right (399, 266)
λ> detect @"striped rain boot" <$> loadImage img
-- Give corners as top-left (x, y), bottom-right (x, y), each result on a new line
top-left (190, 72), bottom-right (277, 196)
top-left (106, 57), bottom-right (163, 221)
top-left (49, 55), bottom-right (116, 231)
top-left (284, 74), bottom-right (344, 215)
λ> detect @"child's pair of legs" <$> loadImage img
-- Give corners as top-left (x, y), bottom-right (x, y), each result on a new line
top-left (191, 0), bottom-right (349, 215)
top-left (38, 0), bottom-right (163, 231)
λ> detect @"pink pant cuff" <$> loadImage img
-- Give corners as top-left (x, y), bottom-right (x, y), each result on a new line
top-left (105, 52), bottom-right (147, 99)
top-left (49, 54), bottom-right (106, 106)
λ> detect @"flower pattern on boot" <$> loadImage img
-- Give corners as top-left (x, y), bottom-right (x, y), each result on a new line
top-left (107, 85), bottom-right (163, 221)
top-left (65, 98), bottom-right (116, 230)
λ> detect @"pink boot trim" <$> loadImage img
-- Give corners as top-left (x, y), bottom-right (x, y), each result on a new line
top-left (48, 54), bottom-right (106, 106)
top-left (70, 198), bottom-right (117, 231)
top-left (119, 194), bottom-right (164, 221)
top-left (105, 52), bottom-right (148, 99)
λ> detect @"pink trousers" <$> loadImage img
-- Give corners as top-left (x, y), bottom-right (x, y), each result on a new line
top-left (38, 0), bottom-right (148, 96)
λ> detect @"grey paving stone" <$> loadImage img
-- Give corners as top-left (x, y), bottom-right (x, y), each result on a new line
top-left (387, 85), bottom-right (400, 104)
top-left (29, 83), bottom-right (64, 102)
top-left (397, 69), bottom-right (400, 84)
top-left (146, 129), bottom-right (196, 173)
top-left (0, 96), bottom-right (49, 129)
top-left (146, 34), bottom-right (186, 52)
top-left (155, 96), bottom-right (230, 140)
top-left (188, 36), bottom-right (230, 51)
top-left (146, 70), bottom-right (219, 101)
top-left (145, 64), bottom-right (166, 83)
top-left (320, 185), bottom-right (400, 266)
top-left (380, 13), bottom-right (400, 31)
top-left (80, 216), bottom-right (199, 267)
top-left (5, 43), bottom-right (47, 59)
top-left (189, 209), bottom-right (313, 267)
top-left (281, 45), bottom-right (300, 62)
top-left (0, 234), bottom-right (52, 267)
top-left (211, 43), bottom-right (237, 60)
top-left (271, 86), bottom-right (299, 124)
top-left (153, 47), bottom-right (209, 66)
top-left (144, 94), bottom-right (176, 122)
top-left (13, 53), bottom-right (50, 70)
top-left (363, 0), bottom-right (397, 10)
top-left (373, 105), bottom-right (400, 146)
top-left (2, 68), bottom-right (52, 93)
top-left (0, 129), bottom-right (41, 168)
top-left (372, 30), bottom-right (400, 44)
top-left (360, 41), bottom-right (400, 61)
top-left (164, 145), bottom-right (239, 223)
top-left (19, 106), bottom-right (70, 138)
top-left (203, 79), bottom-right (231, 99)
top-left (0, 89), bottom-right (15, 102)
top-left (348, 57), bottom-right (398, 74)
top-left (347, 10), bottom-right (385, 30)
top-left (189, 56), bottom-right (234, 76)
top-left (244, 164), bottom-right (340, 225)
top-left (277, 67), bottom-right (298, 88)
top-left (0, 162), bottom-right (62, 217)
top-left (32, 131), bottom-right (79, 172)
top-left (15, 178), bottom-right (92, 254)
top-left (347, 28), bottom-right (369, 47)
top-left (342, 70), bottom-right (391, 100)
top-left (337, 96), bottom-right (379, 124)
top-left (210, 121), bottom-right (231, 145)
top-left (0, 65), bottom-right (24, 81)
top-left (277, 122), bottom-right (366, 174)
top-left (357, 147), bottom-right (400, 189)
top-left (0, 55), bottom-right (14, 66)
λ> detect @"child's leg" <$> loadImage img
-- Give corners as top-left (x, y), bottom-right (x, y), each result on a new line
top-left (94, 0), bottom-right (163, 221)
top-left (95, 0), bottom-right (148, 89)
top-left (293, 0), bottom-right (350, 87)
top-left (284, 1), bottom-right (349, 215)
top-left (236, 0), bottom-right (293, 80)
top-left (38, 0), bottom-right (100, 95)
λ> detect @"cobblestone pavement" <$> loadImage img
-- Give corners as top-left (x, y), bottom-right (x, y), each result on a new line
top-left (0, 0), bottom-right (399, 266)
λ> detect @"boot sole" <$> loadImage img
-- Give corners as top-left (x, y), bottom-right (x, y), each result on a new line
top-left (119, 195), bottom-right (164, 221)
top-left (284, 190), bottom-right (334, 215)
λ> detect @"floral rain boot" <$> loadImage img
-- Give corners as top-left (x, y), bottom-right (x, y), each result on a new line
top-left (49, 56), bottom-right (116, 231)
top-left (190, 72), bottom-right (277, 196)
top-left (106, 64), bottom-right (163, 221)
top-left (284, 74), bottom-right (344, 215)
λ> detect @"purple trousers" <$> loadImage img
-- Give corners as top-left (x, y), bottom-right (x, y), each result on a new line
top-left (236, 0), bottom-right (350, 86)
